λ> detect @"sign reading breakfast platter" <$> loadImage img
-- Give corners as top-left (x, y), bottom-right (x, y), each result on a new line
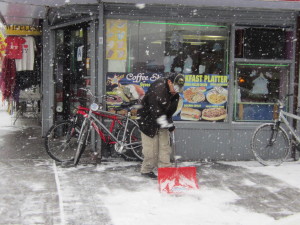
top-left (106, 72), bottom-right (228, 121)
top-left (177, 74), bottom-right (229, 121)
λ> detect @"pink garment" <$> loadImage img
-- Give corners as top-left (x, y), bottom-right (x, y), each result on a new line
top-left (5, 36), bottom-right (26, 59)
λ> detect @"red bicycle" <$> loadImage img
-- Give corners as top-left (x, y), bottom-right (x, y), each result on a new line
top-left (44, 89), bottom-right (143, 164)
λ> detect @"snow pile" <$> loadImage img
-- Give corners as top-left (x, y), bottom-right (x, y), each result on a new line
top-left (100, 184), bottom-right (272, 225)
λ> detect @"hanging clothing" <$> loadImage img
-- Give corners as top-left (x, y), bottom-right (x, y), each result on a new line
top-left (0, 56), bottom-right (16, 100)
top-left (251, 73), bottom-right (269, 94)
top-left (183, 55), bottom-right (193, 74)
top-left (5, 36), bottom-right (26, 59)
top-left (163, 56), bottom-right (175, 72)
top-left (15, 36), bottom-right (37, 71)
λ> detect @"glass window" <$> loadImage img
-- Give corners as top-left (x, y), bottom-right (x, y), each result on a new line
top-left (235, 27), bottom-right (293, 60)
top-left (233, 26), bottom-right (293, 122)
top-left (105, 19), bottom-right (230, 122)
top-left (234, 63), bottom-right (289, 121)
top-left (106, 20), bottom-right (229, 74)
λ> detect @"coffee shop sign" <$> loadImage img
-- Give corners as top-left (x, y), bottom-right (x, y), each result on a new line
top-left (126, 73), bottom-right (161, 83)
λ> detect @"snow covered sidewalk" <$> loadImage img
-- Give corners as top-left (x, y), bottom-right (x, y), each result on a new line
top-left (53, 160), bottom-right (300, 225)
top-left (1, 154), bottom-right (300, 224)
top-left (1, 104), bottom-right (300, 224)
top-left (223, 161), bottom-right (300, 225)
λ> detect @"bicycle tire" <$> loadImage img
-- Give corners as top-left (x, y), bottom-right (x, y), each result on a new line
top-left (115, 121), bottom-right (143, 161)
top-left (128, 125), bottom-right (143, 161)
top-left (251, 123), bottom-right (290, 166)
top-left (74, 121), bottom-right (90, 166)
top-left (45, 121), bottom-right (80, 162)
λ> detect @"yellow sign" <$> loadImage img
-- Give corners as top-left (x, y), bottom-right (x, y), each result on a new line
top-left (0, 30), bottom-right (6, 67)
top-left (106, 19), bottom-right (127, 60)
top-left (6, 25), bottom-right (42, 36)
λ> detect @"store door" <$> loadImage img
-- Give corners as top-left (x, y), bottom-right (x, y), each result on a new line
top-left (53, 23), bottom-right (91, 122)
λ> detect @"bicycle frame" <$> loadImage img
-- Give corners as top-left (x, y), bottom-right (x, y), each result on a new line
top-left (72, 88), bottom-right (142, 161)
top-left (77, 106), bottom-right (140, 151)
top-left (250, 96), bottom-right (299, 166)
top-left (76, 106), bottom-right (121, 143)
top-left (279, 110), bottom-right (300, 144)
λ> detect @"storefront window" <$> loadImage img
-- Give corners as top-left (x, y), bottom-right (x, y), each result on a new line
top-left (233, 26), bottom-right (292, 122)
top-left (105, 19), bottom-right (229, 122)
top-left (234, 63), bottom-right (289, 121)
top-left (235, 27), bottom-right (293, 60)
top-left (106, 20), bottom-right (228, 74)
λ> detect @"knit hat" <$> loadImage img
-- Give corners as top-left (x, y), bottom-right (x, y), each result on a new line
top-left (166, 73), bottom-right (185, 93)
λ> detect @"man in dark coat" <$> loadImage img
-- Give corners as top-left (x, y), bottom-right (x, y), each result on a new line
top-left (137, 73), bottom-right (185, 178)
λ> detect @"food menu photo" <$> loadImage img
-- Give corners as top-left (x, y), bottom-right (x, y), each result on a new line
top-left (174, 74), bottom-right (229, 122)
top-left (106, 72), bottom-right (162, 118)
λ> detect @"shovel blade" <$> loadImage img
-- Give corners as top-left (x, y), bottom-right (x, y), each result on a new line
top-left (158, 167), bottom-right (199, 194)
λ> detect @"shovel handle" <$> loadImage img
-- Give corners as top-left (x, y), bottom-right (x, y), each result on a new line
top-left (171, 131), bottom-right (177, 167)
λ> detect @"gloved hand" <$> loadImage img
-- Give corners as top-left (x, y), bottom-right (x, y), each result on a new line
top-left (157, 115), bottom-right (173, 128)
top-left (168, 125), bottom-right (175, 132)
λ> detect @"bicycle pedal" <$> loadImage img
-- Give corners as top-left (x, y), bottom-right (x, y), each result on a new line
top-left (114, 144), bottom-right (125, 154)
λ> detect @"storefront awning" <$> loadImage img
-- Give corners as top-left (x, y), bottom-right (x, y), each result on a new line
top-left (0, 0), bottom-right (300, 26)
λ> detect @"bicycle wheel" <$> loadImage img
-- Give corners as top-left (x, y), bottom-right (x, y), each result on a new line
top-left (115, 122), bottom-right (143, 161)
top-left (45, 121), bottom-right (80, 162)
top-left (251, 123), bottom-right (290, 166)
top-left (74, 121), bottom-right (90, 166)
top-left (128, 125), bottom-right (143, 161)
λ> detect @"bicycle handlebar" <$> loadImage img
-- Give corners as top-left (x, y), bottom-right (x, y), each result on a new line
top-left (79, 88), bottom-right (110, 103)
top-left (78, 88), bottom-right (139, 108)
top-left (278, 94), bottom-right (293, 108)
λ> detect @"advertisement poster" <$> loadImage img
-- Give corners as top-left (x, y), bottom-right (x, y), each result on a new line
top-left (106, 72), bottom-right (162, 117)
top-left (106, 72), bottom-right (228, 121)
top-left (175, 74), bottom-right (229, 121)
top-left (106, 19), bottom-right (127, 60)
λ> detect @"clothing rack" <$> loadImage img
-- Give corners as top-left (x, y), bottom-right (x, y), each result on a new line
top-left (0, 34), bottom-right (41, 124)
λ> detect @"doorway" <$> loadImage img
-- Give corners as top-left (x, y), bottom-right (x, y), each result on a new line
top-left (53, 23), bottom-right (91, 122)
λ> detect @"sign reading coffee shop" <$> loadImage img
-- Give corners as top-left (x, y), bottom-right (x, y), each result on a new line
top-left (106, 72), bottom-right (162, 118)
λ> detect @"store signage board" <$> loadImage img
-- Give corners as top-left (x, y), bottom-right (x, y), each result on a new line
top-left (106, 72), bottom-right (229, 122)
top-left (5, 25), bottom-right (42, 36)
top-left (178, 74), bottom-right (229, 122)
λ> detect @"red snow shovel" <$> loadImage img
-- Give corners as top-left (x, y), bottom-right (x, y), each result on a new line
top-left (158, 131), bottom-right (199, 194)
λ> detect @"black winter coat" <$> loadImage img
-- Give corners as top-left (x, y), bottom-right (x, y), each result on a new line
top-left (137, 78), bottom-right (180, 137)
